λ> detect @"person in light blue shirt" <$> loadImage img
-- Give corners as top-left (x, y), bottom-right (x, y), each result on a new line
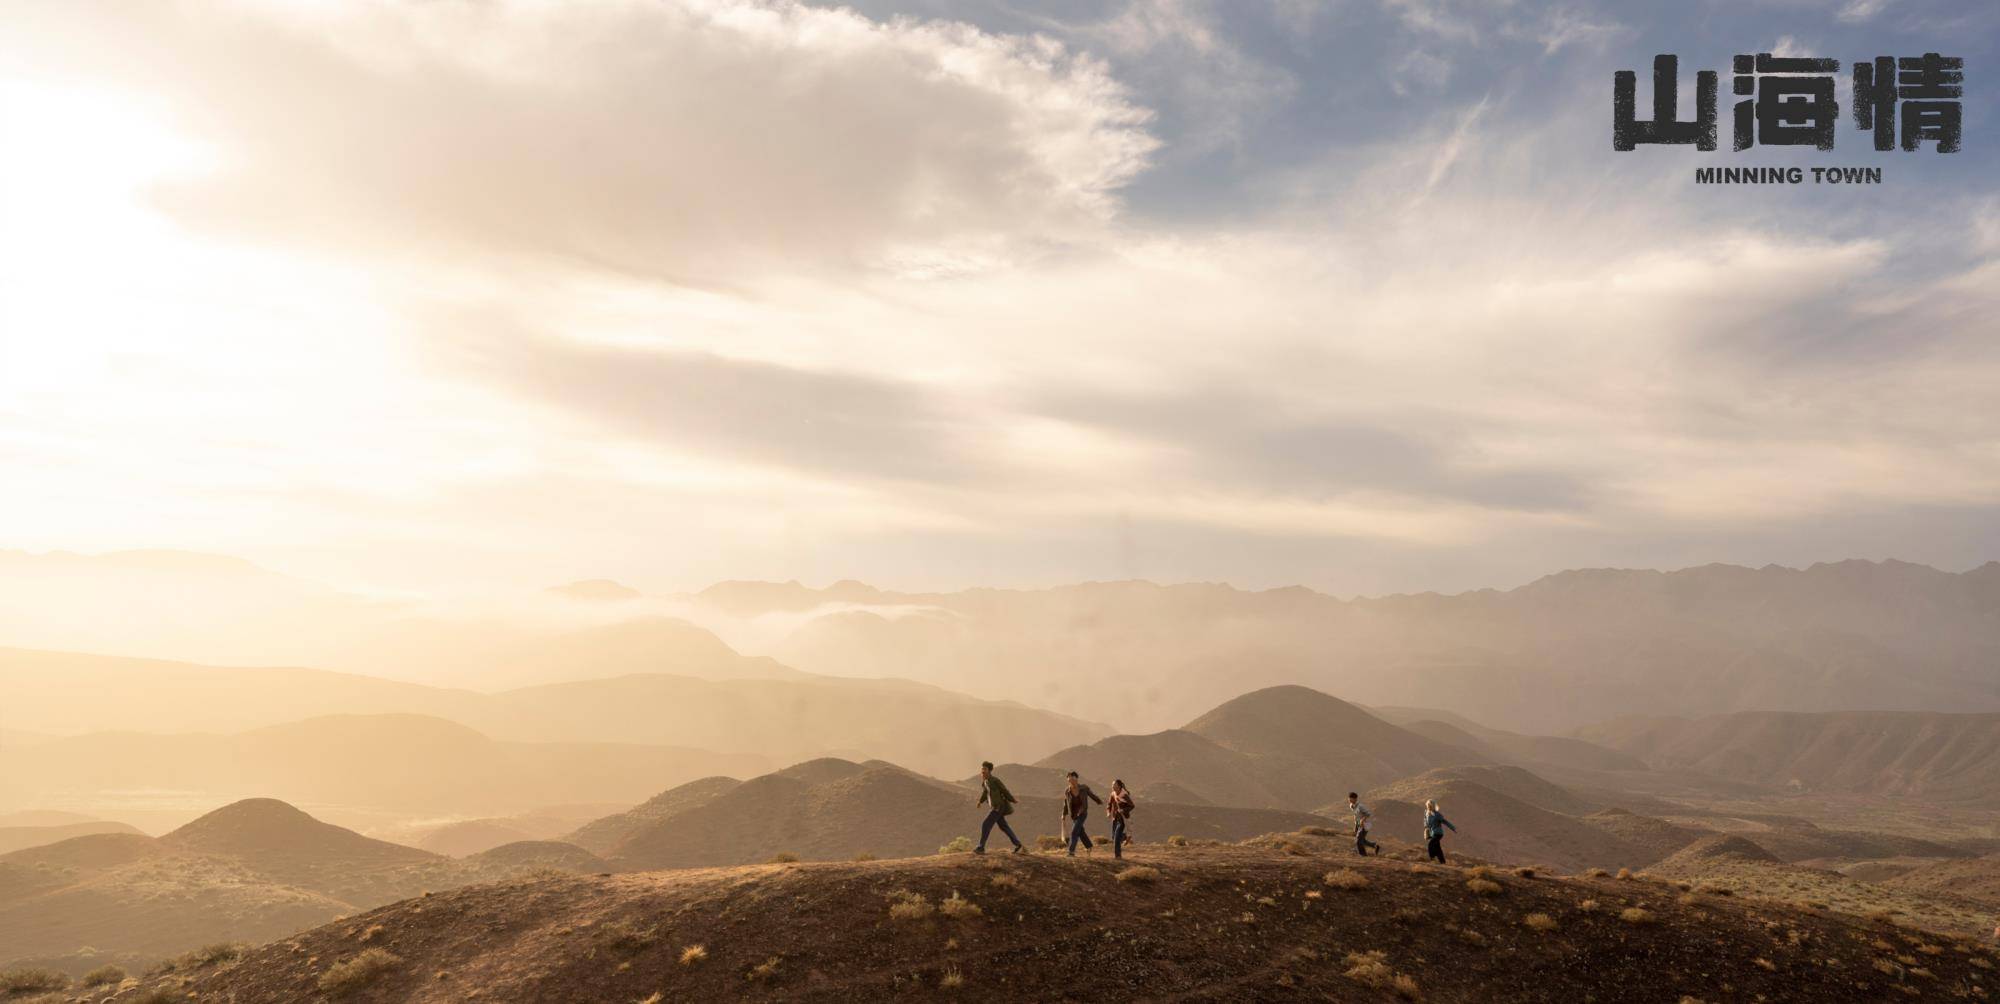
top-left (1423, 798), bottom-right (1458, 864)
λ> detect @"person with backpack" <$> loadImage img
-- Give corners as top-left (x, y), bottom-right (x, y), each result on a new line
top-left (1105, 778), bottom-right (1135, 859)
top-left (1060, 771), bottom-right (1103, 856)
top-left (1346, 791), bottom-right (1381, 856)
top-left (974, 761), bottom-right (1025, 854)
top-left (1422, 798), bottom-right (1457, 864)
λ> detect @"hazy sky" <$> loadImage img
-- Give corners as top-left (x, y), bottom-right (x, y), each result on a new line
top-left (3, 0), bottom-right (1997, 598)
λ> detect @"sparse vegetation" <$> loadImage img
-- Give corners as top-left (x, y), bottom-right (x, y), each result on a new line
top-left (1167, 835), bottom-right (1189, 847)
top-left (1324, 868), bottom-right (1369, 890)
top-left (317, 948), bottom-right (401, 997)
top-left (852, 851), bottom-right (877, 862)
top-left (679, 945), bottom-right (708, 967)
top-left (1578, 899), bottom-right (1599, 912)
top-left (939, 892), bottom-right (983, 919)
top-left (1523, 912), bottom-right (1557, 932)
top-left (888, 889), bottom-right (935, 920)
top-left (1343, 950), bottom-right (1420, 1000)
top-left (938, 836), bottom-right (974, 855)
top-left (1620, 908), bottom-right (1656, 925)
top-left (1036, 835), bottom-right (1064, 852)
top-left (1514, 866), bottom-right (1536, 878)
top-left (1297, 826), bottom-right (1339, 837)
top-left (603, 919), bottom-right (658, 953)
top-left (1116, 866), bottom-right (1162, 884)
top-left (171, 943), bottom-right (246, 971)
top-left (766, 852), bottom-right (799, 864)
top-left (747, 956), bottom-right (780, 982)
top-left (1616, 868), bottom-right (1634, 880)
top-left (81, 965), bottom-right (126, 987)
top-left (941, 967), bottom-right (965, 989)
top-left (0, 969), bottom-right (67, 995)
top-left (1585, 868), bottom-right (1609, 878)
top-left (1466, 878), bottom-right (1503, 896)
top-left (357, 923), bottom-right (386, 944)
top-left (989, 873), bottom-right (1017, 888)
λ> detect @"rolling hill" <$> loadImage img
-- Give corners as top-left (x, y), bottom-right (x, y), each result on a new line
top-left (0, 799), bottom-right (612, 973)
top-left (1034, 685), bottom-right (1487, 811)
top-left (0, 820), bottom-right (141, 856)
top-left (1647, 834), bottom-right (2000, 937)
top-left (112, 837), bottom-right (2000, 1003)
top-left (1362, 769), bottom-right (1666, 872)
top-left (581, 758), bottom-right (1329, 871)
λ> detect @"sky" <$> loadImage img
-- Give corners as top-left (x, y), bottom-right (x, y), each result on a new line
top-left (2, 0), bottom-right (1997, 599)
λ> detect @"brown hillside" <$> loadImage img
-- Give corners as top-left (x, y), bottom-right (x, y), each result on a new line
top-left (1374, 706), bottom-right (1651, 773)
top-left (596, 760), bottom-right (1328, 871)
top-left (1576, 710), bottom-right (2000, 806)
top-left (1577, 808), bottom-right (1704, 864)
top-left (464, 841), bottom-right (607, 874)
top-left (1360, 777), bottom-right (1656, 872)
top-left (1186, 685), bottom-right (1489, 801)
top-left (1373, 764), bottom-right (1605, 816)
top-left (1034, 730), bottom-right (1289, 808)
top-left (1881, 854), bottom-right (2000, 910)
top-left (120, 840), bottom-right (2000, 1003)
top-left (0, 821), bottom-right (143, 856)
top-left (1650, 836), bottom-right (1999, 938)
top-left (566, 776), bottom-right (744, 856)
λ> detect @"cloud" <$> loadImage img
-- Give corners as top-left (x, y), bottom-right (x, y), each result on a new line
top-left (16, 0), bottom-right (1158, 284)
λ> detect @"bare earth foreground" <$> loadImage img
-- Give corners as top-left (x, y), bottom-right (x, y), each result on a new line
top-left (87, 833), bottom-right (2000, 1003)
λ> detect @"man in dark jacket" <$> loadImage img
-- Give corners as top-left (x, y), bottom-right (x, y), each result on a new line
top-left (1060, 771), bottom-right (1103, 856)
top-left (974, 761), bottom-right (1025, 854)
top-left (1105, 779), bottom-right (1135, 859)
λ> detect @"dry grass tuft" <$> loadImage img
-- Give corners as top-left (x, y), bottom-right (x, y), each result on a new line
top-left (357, 923), bottom-right (386, 944)
top-left (939, 892), bottom-right (983, 919)
top-left (1453, 926), bottom-right (1486, 947)
top-left (1466, 878), bottom-right (1503, 896)
top-left (636, 994), bottom-right (664, 1004)
top-left (1343, 950), bottom-right (1420, 1000)
top-left (1324, 868), bottom-right (1370, 890)
top-left (317, 948), bottom-right (401, 997)
top-left (1578, 899), bottom-right (1599, 912)
top-left (1754, 958), bottom-right (1776, 972)
top-left (1297, 825), bottom-right (1340, 837)
top-left (1585, 867), bottom-right (1610, 878)
top-left (989, 873), bottom-right (1017, 888)
top-left (0, 968), bottom-right (67, 995)
top-left (938, 836), bottom-right (974, 855)
top-left (1523, 912), bottom-right (1557, 932)
top-left (1619, 908), bottom-right (1656, 926)
top-left (679, 945), bottom-right (708, 967)
top-left (1616, 868), bottom-right (1634, 881)
top-left (1467, 865), bottom-right (1496, 879)
top-left (941, 967), bottom-right (965, 990)
top-left (766, 852), bottom-right (799, 864)
top-left (1969, 957), bottom-right (1993, 970)
top-left (1167, 835), bottom-right (1189, 847)
top-left (888, 890), bottom-right (936, 920)
top-left (1116, 866), bottom-right (1162, 884)
top-left (81, 965), bottom-right (126, 988)
top-left (1276, 839), bottom-right (1311, 857)
top-left (747, 957), bottom-right (780, 982)
top-left (1036, 835), bottom-right (1065, 852)
top-left (852, 851), bottom-right (877, 862)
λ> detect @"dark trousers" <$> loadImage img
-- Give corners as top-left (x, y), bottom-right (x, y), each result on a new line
top-left (1355, 828), bottom-right (1379, 856)
top-left (979, 810), bottom-right (1021, 850)
top-left (1067, 815), bottom-right (1094, 853)
top-left (1111, 818), bottom-right (1127, 858)
top-left (1426, 834), bottom-right (1446, 863)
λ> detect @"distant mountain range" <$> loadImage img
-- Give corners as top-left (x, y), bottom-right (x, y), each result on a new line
top-left (0, 644), bottom-right (1108, 781)
top-left (730, 559), bottom-right (2000, 732)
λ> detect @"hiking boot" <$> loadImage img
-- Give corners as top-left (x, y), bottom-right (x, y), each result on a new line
top-left (1011, 844), bottom-right (1026, 854)
top-left (973, 846), bottom-right (986, 855)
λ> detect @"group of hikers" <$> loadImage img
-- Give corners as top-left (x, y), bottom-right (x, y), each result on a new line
top-left (972, 762), bottom-right (1461, 863)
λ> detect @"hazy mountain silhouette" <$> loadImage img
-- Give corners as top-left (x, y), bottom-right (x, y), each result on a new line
top-left (751, 560), bottom-right (2000, 732)
top-left (1576, 710), bottom-right (2000, 806)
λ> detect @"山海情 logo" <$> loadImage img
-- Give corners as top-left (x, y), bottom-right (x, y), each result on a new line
top-left (1613, 52), bottom-right (1963, 185)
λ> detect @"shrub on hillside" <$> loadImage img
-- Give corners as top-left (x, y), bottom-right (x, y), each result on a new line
top-left (174, 943), bottom-right (246, 970)
top-left (747, 957), bottom-right (780, 982)
top-left (1036, 835), bottom-right (1064, 852)
top-left (1324, 868), bottom-right (1370, 890)
top-left (938, 836), bottom-right (974, 855)
top-left (888, 890), bottom-right (935, 920)
top-left (1466, 878), bottom-right (1503, 896)
top-left (679, 945), bottom-right (708, 967)
top-left (1116, 866), bottom-right (1162, 884)
top-left (1585, 867), bottom-right (1610, 879)
top-left (1297, 826), bottom-right (1340, 837)
top-left (1619, 907), bottom-right (1656, 925)
top-left (766, 852), bottom-right (799, 864)
top-left (852, 851), bottom-right (877, 862)
top-left (81, 965), bottom-right (126, 988)
top-left (1342, 951), bottom-right (1419, 1000)
top-left (0, 968), bottom-right (67, 995)
top-left (1167, 835), bottom-right (1189, 847)
top-left (317, 948), bottom-right (401, 997)
top-left (1523, 913), bottom-right (1557, 932)
top-left (939, 892), bottom-right (982, 919)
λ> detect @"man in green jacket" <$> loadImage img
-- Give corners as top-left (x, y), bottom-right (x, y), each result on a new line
top-left (975, 761), bottom-right (1026, 854)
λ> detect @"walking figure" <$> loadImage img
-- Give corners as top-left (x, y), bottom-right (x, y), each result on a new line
top-left (1106, 779), bottom-right (1136, 859)
top-left (1060, 771), bottom-right (1103, 856)
top-left (1422, 798), bottom-right (1457, 864)
top-left (974, 761), bottom-right (1026, 854)
top-left (1346, 791), bottom-right (1381, 856)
